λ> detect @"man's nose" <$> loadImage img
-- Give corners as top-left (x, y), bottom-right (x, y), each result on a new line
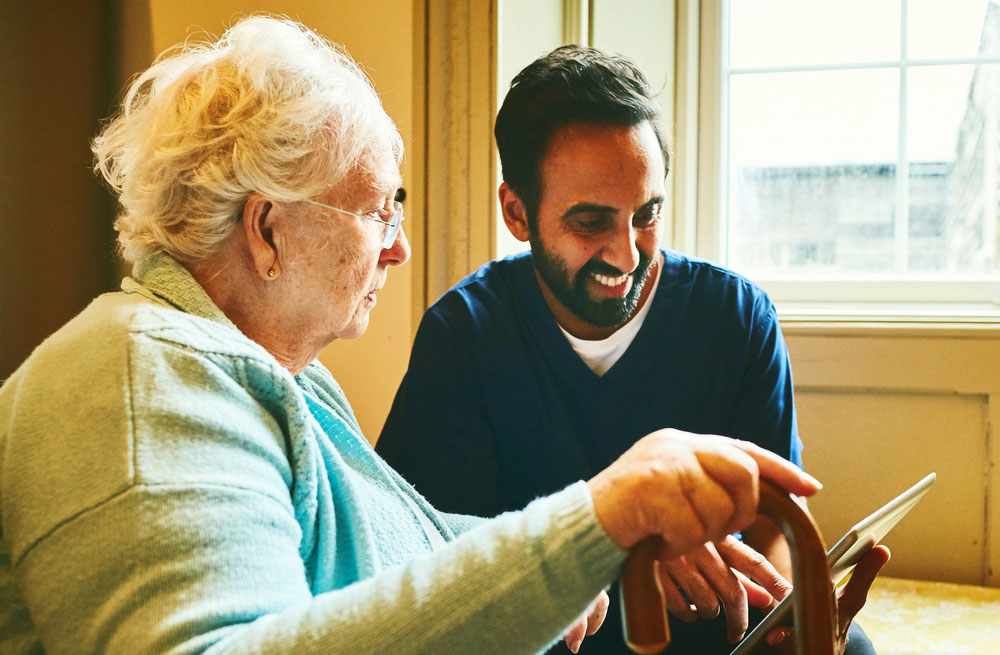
top-left (600, 221), bottom-right (640, 274)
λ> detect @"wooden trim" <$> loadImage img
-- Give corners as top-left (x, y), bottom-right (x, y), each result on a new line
top-left (786, 332), bottom-right (1000, 394)
top-left (562, 0), bottom-right (590, 45)
top-left (416, 0), bottom-right (498, 318)
top-left (782, 321), bottom-right (1000, 339)
top-left (695, 0), bottom-right (723, 261)
top-left (988, 394), bottom-right (1000, 585)
top-left (787, 329), bottom-right (1000, 586)
top-left (672, 0), bottom-right (699, 253)
top-left (411, 0), bottom-right (429, 330)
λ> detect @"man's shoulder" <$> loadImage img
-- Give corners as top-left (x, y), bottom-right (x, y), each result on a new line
top-left (426, 252), bottom-right (536, 322)
top-left (663, 249), bottom-right (763, 289)
top-left (449, 250), bottom-right (533, 293)
top-left (661, 249), bottom-right (775, 313)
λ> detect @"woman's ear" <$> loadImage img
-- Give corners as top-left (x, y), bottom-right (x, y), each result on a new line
top-left (499, 182), bottom-right (531, 243)
top-left (241, 193), bottom-right (281, 279)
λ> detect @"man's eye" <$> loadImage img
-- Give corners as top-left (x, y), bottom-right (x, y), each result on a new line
top-left (634, 206), bottom-right (662, 227)
top-left (571, 212), bottom-right (610, 232)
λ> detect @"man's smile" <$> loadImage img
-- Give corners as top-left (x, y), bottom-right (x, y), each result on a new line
top-left (592, 271), bottom-right (630, 287)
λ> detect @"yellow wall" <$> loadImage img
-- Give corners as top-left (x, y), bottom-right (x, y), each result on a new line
top-left (147, 0), bottom-right (415, 440)
top-left (786, 325), bottom-right (1000, 586)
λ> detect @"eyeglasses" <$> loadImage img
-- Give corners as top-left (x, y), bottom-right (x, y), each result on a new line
top-left (303, 198), bottom-right (405, 249)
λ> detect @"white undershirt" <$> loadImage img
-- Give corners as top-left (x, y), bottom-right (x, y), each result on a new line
top-left (558, 262), bottom-right (661, 376)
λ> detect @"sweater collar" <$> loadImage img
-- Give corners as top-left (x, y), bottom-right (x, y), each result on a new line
top-left (125, 252), bottom-right (332, 381)
top-left (125, 252), bottom-right (238, 331)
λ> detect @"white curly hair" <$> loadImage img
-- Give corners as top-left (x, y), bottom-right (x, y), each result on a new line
top-left (92, 15), bottom-right (403, 263)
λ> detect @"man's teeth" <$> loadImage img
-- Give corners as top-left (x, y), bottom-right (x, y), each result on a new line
top-left (592, 272), bottom-right (630, 287)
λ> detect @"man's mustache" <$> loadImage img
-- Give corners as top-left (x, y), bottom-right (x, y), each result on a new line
top-left (578, 252), bottom-right (651, 280)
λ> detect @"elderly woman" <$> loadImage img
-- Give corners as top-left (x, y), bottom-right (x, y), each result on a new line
top-left (0, 16), bottom-right (877, 655)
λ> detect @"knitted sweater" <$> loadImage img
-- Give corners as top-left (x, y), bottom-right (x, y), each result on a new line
top-left (0, 253), bottom-right (625, 655)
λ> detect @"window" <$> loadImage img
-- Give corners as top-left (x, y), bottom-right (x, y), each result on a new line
top-left (716, 0), bottom-right (1000, 315)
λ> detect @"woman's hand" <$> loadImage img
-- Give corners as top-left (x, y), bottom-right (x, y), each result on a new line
top-left (562, 590), bottom-right (610, 653)
top-left (586, 428), bottom-right (822, 556)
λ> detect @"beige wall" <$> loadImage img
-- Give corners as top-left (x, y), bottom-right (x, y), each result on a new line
top-left (147, 0), bottom-right (415, 440)
top-left (786, 325), bottom-right (1000, 586)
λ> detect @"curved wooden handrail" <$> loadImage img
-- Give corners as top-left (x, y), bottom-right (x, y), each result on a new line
top-left (621, 480), bottom-right (837, 654)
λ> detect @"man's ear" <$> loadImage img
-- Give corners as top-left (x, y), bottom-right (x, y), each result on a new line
top-left (499, 182), bottom-right (531, 242)
top-left (241, 192), bottom-right (281, 280)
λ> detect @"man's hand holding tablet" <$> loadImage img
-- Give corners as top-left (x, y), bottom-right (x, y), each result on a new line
top-left (733, 472), bottom-right (936, 653)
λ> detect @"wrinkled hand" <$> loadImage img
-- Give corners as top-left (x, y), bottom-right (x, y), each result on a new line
top-left (563, 590), bottom-right (610, 653)
top-left (659, 535), bottom-right (791, 643)
top-left (587, 428), bottom-right (822, 556)
top-left (764, 545), bottom-right (891, 654)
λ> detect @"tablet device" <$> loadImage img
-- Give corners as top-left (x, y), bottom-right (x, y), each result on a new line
top-left (730, 471), bottom-right (936, 655)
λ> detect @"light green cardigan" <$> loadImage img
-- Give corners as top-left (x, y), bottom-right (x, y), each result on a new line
top-left (0, 253), bottom-right (626, 655)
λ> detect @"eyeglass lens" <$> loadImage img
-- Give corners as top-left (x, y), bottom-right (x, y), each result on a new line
top-left (382, 202), bottom-right (403, 248)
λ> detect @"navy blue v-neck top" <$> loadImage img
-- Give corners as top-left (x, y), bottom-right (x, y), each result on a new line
top-left (378, 249), bottom-right (802, 519)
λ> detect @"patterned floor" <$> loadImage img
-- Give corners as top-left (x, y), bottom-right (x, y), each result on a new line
top-left (856, 577), bottom-right (1000, 654)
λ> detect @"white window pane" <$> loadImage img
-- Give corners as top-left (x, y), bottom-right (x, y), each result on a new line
top-left (730, 0), bottom-right (900, 69)
top-left (908, 66), bottom-right (976, 164)
top-left (908, 0), bottom-right (1000, 60)
top-left (729, 70), bottom-right (900, 168)
top-left (728, 70), bottom-right (899, 276)
top-left (909, 63), bottom-right (1000, 274)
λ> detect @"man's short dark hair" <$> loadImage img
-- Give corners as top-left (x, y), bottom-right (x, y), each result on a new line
top-left (494, 44), bottom-right (672, 223)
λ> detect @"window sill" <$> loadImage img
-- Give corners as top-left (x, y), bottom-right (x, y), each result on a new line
top-left (777, 302), bottom-right (1000, 337)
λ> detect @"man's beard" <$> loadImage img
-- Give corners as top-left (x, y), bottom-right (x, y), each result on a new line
top-left (529, 234), bottom-right (655, 329)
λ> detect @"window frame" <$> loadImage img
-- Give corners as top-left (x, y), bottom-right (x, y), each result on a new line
top-left (685, 0), bottom-right (1000, 322)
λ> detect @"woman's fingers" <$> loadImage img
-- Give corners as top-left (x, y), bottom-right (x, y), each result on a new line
top-left (563, 590), bottom-right (611, 652)
top-left (728, 439), bottom-right (822, 498)
top-left (585, 590), bottom-right (610, 636)
top-left (563, 618), bottom-right (586, 654)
